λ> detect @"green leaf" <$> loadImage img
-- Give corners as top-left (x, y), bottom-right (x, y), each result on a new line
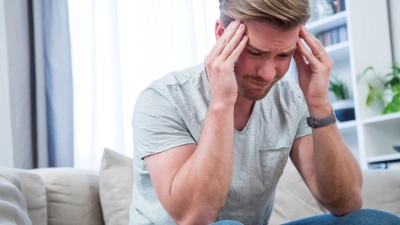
top-left (382, 94), bottom-right (400, 114)
top-left (362, 66), bottom-right (374, 75)
top-left (329, 74), bottom-right (347, 100)
top-left (392, 84), bottom-right (400, 95)
top-left (366, 83), bottom-right (382, 106)
top-left (357, 66), bottom-right (374, 82)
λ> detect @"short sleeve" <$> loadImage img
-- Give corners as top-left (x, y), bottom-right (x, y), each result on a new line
top-left (294, 91), bottom-right (312, 139)
top-left (132, 88), bottom-right (196, 159)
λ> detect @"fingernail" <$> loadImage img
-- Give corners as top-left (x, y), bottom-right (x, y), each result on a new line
top-left (239, 24), bottom-right (244, 30)
top-left (235, 19), bottom-right (240, 24)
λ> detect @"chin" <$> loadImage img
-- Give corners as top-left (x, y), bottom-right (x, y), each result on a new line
top-left (239, 88), bottom-right (271, 101)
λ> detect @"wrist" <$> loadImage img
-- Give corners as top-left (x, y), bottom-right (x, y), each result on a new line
top-left (307, 102), bottom-right (332, 119)
top-left (209, 100), bottom-right (235, 113)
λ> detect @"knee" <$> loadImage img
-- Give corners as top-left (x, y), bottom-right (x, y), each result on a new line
top-left (345, 209), bottom-right (400, 225)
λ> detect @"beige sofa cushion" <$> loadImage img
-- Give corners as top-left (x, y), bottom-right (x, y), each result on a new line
top-left (12, 168), bottom-right (47, 225)
top-left (0, 169), bottom-right (32, 225)
top-left (270, 159), bottom-right (327, 224)
top-left (361, 169), bottom-right (400, 216)
top-left (32, 168), bottom-right (104, 225)
top-left (99, 148), bottom-right (133, 225)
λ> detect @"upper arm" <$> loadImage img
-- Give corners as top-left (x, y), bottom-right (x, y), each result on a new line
top-left (290, 134), bottom-right (322, 201)
top-left (144, 144), bottom-right (197, 205)
top-left (132, 88), bottom-right (195, 159)
top-left (133, 88), bottom-right (198, 214)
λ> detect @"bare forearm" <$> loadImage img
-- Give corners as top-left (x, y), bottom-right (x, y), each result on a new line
top-left (167, 102), bottom-right (235, 223)
top-left (310, 106), bottom-right (363, 214)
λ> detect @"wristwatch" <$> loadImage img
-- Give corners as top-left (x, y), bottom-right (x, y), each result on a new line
top-left (307, 110), bottom-right (336, 128)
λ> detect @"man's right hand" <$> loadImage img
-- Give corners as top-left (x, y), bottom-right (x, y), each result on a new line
top-left (204, 19), bottom-right (248, 106)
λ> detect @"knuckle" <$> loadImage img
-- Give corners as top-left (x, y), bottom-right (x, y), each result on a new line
top-left (204, 56), bottom-right (211, 66)
top-left (221, 38), bottom-right (228, 46)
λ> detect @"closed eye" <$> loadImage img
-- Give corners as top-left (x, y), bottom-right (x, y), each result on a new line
top-left (278, 54), bottom-right (291, 58)
top-left (248, 50), bottom-right (262, 56)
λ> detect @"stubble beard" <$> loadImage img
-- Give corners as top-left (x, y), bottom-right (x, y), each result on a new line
top-left (236, 74), bottom-right (277, 101)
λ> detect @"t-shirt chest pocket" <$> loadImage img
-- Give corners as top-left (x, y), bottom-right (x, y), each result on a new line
top-left (259, 143), bottom-right (292, 188)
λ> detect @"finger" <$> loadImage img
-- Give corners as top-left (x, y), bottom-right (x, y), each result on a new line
top-left (220, 23), bottom-right (246, 61)
top-left (226, 34), bottom-right (248, 64)
top-left (296, 37), bottom-right (320, 65)
top-left (299, 26), bottom-right (324, 59)
top-left (293, 43), bottom-right (307, 71)
top-left (210, 20), bottom-right (242, 57)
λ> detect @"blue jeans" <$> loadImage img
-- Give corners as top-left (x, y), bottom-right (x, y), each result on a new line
top-left (210, 209), bottom-right (400, 225)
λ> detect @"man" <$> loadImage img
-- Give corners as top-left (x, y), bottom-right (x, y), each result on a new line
top-left (130, 0), bottom-right (400, 224)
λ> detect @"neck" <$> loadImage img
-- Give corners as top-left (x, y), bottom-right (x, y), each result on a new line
top-left (234, 95), bottom-right (255, 131)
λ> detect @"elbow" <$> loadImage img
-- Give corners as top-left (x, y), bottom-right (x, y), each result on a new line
top-left (172, 210), bottom-right (220, 225)
top-left (323, 190), bottom-right (363, 216)
top-left (168, 201), bottom-right (225, 225)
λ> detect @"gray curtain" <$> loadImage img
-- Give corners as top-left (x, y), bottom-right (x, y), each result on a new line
top-left (4, 0), bottom-right (73, 168)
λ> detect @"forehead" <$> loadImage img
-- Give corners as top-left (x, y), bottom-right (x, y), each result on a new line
top-left (244, 20), bottom-right (300, 51)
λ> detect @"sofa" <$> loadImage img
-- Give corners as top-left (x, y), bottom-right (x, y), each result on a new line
top-left (1, 148), bottom-right (400, 225)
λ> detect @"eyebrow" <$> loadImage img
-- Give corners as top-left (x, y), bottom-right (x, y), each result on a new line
top-left (246, 43), bottom-right (296, 55)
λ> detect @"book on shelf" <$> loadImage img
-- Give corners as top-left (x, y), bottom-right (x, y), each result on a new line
top-left (316, 25), bottom-right (347, 47)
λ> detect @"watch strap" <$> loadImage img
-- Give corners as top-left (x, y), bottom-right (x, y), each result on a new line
top-left (307, 110), bottom-right (336, 128)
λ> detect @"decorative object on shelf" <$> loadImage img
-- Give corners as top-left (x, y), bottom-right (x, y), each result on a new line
top-left (394, 145), bottom-right (400, 153)
top-left (315, 0), bottom-right (334, 20)
top-left (358, 61), bottom-right (400, 114)
top-left (329, 74), bottom-right (355, 122)
top-left (330, 0), bottom-right (346, 14)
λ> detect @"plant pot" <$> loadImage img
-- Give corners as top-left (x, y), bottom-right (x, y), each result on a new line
top-left (331, 100), bottom-right (355, 122)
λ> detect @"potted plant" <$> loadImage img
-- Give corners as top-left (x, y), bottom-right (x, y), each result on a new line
top-left (359, 61), bottom-right (400, 114)
top-left (329, 74), bottom-right (355, 122)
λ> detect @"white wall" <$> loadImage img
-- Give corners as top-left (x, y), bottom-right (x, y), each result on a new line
top-left (0, 0), bottom-right (14, 167)
top-left (388, 0), bottom-right (400, 62)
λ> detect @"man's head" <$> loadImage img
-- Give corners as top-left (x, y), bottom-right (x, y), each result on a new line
top-left (219, 0), bottom-right (310, 31)
top-left (217, 0), bottom-right (310, 101)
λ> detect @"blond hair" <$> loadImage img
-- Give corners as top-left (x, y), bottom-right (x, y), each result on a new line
top-left (219, 0), bottom-right (310, 30)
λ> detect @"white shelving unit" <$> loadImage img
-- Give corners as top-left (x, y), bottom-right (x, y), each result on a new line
top-left (306, 0), bottom-right (400, 169)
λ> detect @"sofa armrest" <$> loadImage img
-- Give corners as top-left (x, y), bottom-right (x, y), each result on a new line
top-left (361, 169), bottom-right (400, 216)
top-left (31, 168), bottom-right (105, 225)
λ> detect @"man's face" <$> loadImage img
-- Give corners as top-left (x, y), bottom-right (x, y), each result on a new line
top-left (234, 20), bottom-right (300, 101)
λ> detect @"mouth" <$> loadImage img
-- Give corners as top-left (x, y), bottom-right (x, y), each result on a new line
top-left (249, 80), bottom-right (270, 89)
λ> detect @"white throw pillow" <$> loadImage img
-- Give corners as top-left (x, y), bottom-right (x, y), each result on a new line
top-left (99, 148), bottom-right (133, 225)
top-left (0, 169), bottom-right (32, 225)
top-left (13, 168), bottom-right (47, 225)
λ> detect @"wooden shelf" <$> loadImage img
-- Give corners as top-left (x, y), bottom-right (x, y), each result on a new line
top-left (326, 41), bottom-right (349, 62)
top-left (368, 153), bottom-right (400, 163)
top-left (337, 119), bottom-right (357, 132)
top-left (363, 112), bottom-right (400, 125)
top-left (306, 11), bottom-right (347, 35)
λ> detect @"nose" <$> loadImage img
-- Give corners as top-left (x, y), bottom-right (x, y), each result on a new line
top-left (256, 60), bottom-right (276, 81)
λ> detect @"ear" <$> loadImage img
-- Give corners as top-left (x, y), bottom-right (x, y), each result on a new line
top-left (215, 19), bottom-right (225, 41)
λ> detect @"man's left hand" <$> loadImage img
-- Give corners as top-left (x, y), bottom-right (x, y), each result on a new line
top-left (293, 26), bottom-right (333, 115)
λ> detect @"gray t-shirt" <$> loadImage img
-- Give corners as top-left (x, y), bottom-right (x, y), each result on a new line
top-left (130, 63), bottom-right (311, 225)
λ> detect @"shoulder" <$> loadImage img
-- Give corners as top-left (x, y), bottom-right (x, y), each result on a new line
top-left (148, 63), bottom-right (206, 92)
top-left (134, 63), bottom-right (207, 107)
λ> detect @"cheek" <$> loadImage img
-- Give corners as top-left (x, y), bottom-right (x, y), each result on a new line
top-left (275, 59), bottom-right (292, 75)
top-left (235, 54), bottom-right (256, 71)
